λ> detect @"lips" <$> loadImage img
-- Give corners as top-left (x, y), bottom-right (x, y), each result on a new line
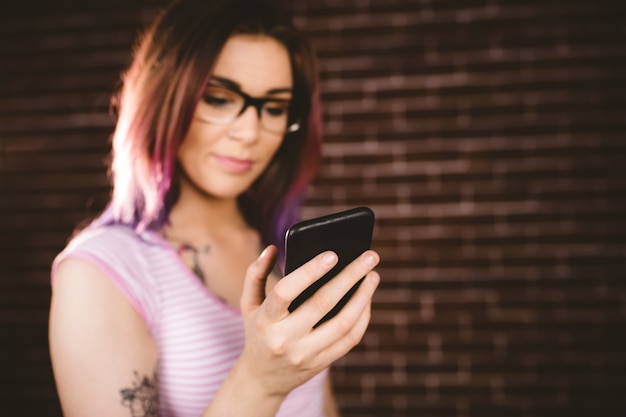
top-left (214, 154), bottom-right (254, 174)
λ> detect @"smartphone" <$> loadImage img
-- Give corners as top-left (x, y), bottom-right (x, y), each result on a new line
top-left (284, 206), bottom-right (375, 327)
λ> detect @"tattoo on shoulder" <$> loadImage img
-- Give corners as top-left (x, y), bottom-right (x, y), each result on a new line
top-left (120, 367), bottom-right (159, 417)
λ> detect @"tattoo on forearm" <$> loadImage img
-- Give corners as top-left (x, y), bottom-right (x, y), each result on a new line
top-left (120, 368), bottom-right (159, 417)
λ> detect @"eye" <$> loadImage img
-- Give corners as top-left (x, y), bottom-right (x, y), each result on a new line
top-left (263, 102), bottom-right (289, 117)
top-left (202, 95), bottom-right (229, 107)
top-left (202, 87), bottom-right (238, 108)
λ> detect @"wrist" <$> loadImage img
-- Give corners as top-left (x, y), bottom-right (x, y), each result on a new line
top-left (232, 355), bottom-right (288, 401)
top-left (204, 357), bottom-right (286, 417)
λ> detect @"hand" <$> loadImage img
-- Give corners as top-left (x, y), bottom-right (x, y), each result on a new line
top-left (238, 245), bottom-right (380, 399)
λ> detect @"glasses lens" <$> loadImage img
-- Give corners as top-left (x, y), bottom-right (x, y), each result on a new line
top-left (199, 86), bottom-right (244, 121)
top-left (260, 100), bottom-right (291, 133)
top-left (198, 85), bottom-right (300, 134)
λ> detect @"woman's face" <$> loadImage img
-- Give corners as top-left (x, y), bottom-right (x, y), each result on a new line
top-left (177, 34), bottom-right (293, 200)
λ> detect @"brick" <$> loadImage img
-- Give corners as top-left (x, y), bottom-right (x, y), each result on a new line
top-left (2, 1), bottom-right (626, 416)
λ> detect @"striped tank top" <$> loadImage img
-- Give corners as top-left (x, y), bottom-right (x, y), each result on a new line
top-left (52, 224), bottom-right (327, 417)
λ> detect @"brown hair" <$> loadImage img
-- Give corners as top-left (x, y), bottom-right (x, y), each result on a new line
top-left (104, 0), bottom-right (322, 259)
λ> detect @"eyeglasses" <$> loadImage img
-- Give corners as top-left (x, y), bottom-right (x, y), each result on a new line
top-left (195, 84), bottom-right (301, 134)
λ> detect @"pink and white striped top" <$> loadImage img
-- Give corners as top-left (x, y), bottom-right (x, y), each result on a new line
top-left (52, 224), bottom-right (327, 417)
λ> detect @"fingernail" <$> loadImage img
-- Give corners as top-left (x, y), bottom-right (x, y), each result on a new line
top-left (257, 246), bottom-right (271, 264)
top-left (363, 253), bottom-right (377, 266)
top-left (323, 252), bottom-right (337, 265)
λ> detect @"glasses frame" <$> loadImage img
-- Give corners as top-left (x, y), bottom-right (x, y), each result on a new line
top-left (197, 83), bottom-right (301, 134)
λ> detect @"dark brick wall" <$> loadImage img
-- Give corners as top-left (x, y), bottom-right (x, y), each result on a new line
top-left (1, 1), bottom-right (625, 416)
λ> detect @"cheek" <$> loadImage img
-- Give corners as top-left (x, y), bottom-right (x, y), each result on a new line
top-left (258, 137), bottom-right (285, 168)
top-left (177, 138), bottom-right (197, 175)
top-left (178, 122), bottom-right (218, 162)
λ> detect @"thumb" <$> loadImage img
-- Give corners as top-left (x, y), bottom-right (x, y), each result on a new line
top-left (240, 245), bottom-right (278, 314)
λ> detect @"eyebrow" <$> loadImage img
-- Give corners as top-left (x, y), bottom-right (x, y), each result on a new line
top-left (210, 75), bottom-right (293, 95)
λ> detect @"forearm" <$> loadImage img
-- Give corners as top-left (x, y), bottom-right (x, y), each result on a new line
top-left (323, 372), bottom-right (341, 417)
top-left (204, 247), bottom-right (379, 417)
top-left (202, 358), bottom-right (286, 417)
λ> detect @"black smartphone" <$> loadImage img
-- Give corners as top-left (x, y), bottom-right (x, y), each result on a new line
top-left (284, 206), bottom-right (375, 327)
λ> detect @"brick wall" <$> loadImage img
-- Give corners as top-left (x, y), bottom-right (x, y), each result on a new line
top-left (1, 1), bottom-right (625, 416)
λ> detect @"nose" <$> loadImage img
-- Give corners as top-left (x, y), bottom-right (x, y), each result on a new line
top-left (228, 105), bottom-right (260, 144)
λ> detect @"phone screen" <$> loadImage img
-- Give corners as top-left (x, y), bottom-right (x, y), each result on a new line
top-left (284, 206), bottom-right (375, 327)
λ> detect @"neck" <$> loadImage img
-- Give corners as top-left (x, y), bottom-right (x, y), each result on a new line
top-left (162, 177), bottom-right (251, 244)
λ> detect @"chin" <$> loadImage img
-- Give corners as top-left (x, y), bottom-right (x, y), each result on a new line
top-left (205, 179), bottom-right (256, 200)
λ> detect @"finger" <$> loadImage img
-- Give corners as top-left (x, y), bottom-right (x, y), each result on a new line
top-left (291, 250), bottom-right (379, 327)
top-left (318, 300), bottom-right (372, 363)
top-left (240, 245), bottom-right (278, 314)
top-left (303, 272), bottom-right (379, 367)
top-left (314, 271), bottom-right (380, 344)
top-left (295, 301), bottom-right (373, 372)
top-left (263, 251), bottom-right (338, 321)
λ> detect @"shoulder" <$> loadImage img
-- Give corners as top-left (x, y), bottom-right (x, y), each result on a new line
top-left (53, 224), bottom-right (164, 283)
top-left (50, 245), bottom-right (159, 417)
top-left (50, 227), bottom-right (158, 351)
top-left (61, 224), bottom-right (152, 257)
top-left (52, 224), bottom-right (167, 329)
top-left (52, 255), bottom-right (139, 319)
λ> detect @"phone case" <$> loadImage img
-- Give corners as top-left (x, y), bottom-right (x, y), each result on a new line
top-left (284, 206), bottom-right (375, 327)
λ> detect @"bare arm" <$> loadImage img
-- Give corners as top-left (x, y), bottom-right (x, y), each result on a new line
top-left (50, 247), bottom-right (379, 417)
top-left (49, 258), bottom-right (160, 417)
top-left (205, 246), bottom-right (379, 416)
top-left (324, 373), bottom-right (341, 417)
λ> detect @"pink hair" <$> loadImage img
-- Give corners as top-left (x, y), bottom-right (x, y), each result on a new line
top-left (95, 0), bottom-right (323, 262)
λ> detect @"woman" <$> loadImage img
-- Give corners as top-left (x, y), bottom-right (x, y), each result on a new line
top-left (48, 0), bottom-right (381, 416)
